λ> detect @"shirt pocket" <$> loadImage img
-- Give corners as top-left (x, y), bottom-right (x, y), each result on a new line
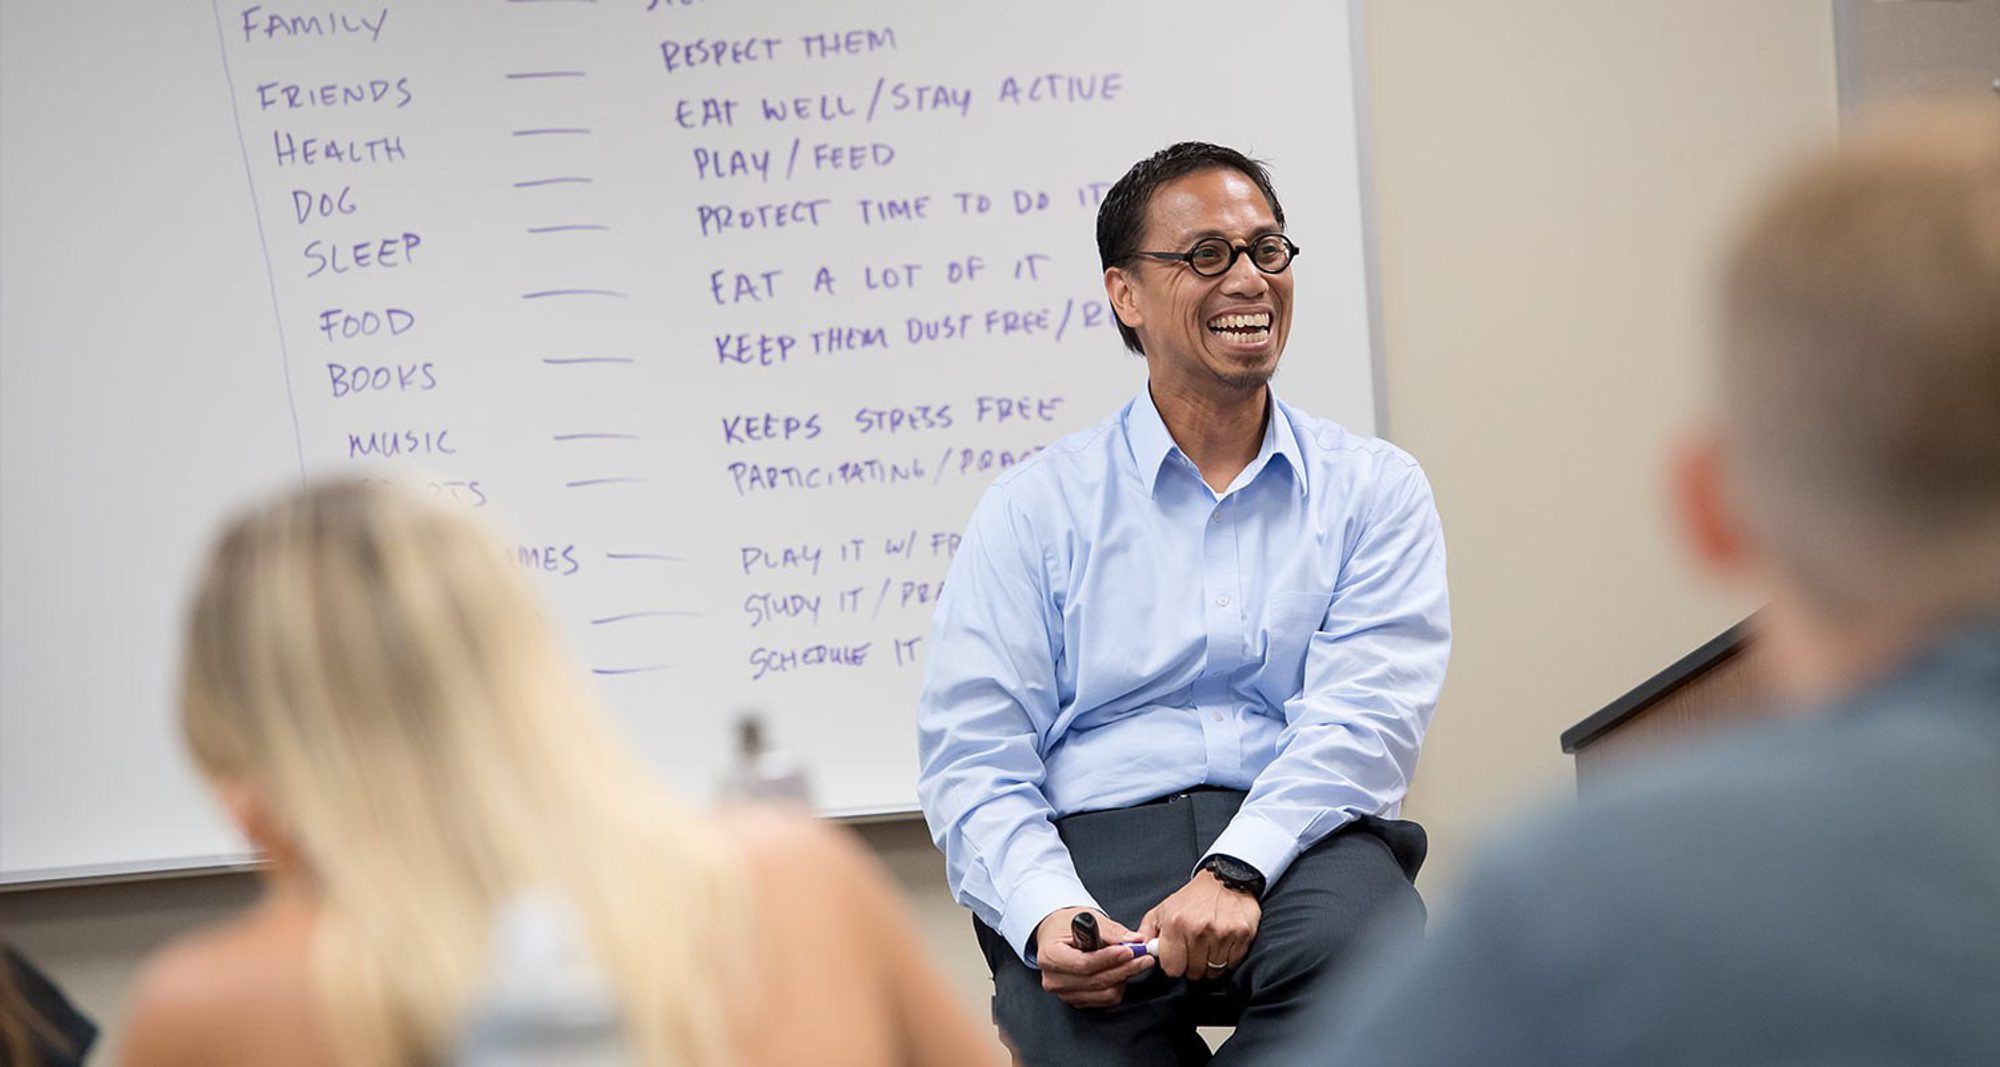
top-left (1261, 590), bottom-right (1330, 687)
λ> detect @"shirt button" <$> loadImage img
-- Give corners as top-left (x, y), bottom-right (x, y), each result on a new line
top-left (1216, 595), bottom-right (1230, 607)
top-left (1212, 512), bottom-right (1224, 524)
top-left (1212, 711), bottom-right (1225, 722)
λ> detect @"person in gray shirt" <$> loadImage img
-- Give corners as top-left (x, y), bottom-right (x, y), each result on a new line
top-left (1314, 104), bottom-right (2000, 1065)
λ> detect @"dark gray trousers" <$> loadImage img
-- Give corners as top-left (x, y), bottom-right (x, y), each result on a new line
top-left (974, 789), bottom-right (1426, 1066)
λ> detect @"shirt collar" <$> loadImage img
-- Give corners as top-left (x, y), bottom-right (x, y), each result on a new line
top-left (1126, 386), bottom-right (1308, 499)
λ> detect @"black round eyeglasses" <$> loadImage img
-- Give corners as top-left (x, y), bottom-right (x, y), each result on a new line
top-left (1134, 234), bottom-right (1300, 277)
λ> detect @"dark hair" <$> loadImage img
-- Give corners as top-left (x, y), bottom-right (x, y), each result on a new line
top-left (1096, 142), bottom-right (1287, 355)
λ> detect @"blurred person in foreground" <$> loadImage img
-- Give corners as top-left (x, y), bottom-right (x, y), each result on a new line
top-left (1316, 104), bottom-right (2000, 1064)
top-left (119, 479), bottom-right (993, 1066)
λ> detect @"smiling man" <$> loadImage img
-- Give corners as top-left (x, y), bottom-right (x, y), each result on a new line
top-left (917, 142), bottom-right (1452, 1064)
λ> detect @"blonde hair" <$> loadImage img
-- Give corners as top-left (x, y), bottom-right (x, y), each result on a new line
top-left (1719, 103), bottom-right (2000, 619)
top-left (180, 479), bottom-right (747, 1064)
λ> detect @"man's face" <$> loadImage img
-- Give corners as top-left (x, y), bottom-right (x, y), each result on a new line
top-left (1107, 168), bottom-right (1295, 397)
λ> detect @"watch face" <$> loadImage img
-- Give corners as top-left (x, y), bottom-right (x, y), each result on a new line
top-left (1207, 855), bottom-right (1257, 885)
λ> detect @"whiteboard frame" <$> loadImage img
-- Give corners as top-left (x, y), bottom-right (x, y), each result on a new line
top-left (1348, 0), bottom-right (1393, 442)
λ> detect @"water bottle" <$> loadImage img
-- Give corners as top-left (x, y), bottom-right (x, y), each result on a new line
top-left (718, 713), bottom-right (813, 807)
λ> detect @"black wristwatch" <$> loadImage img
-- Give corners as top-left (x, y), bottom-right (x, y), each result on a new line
top-left (1199, 854), bottom-right (1267, 897)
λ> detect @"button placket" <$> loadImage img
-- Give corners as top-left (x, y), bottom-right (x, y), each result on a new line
top-left (1199, 494), bottom-right (1243, 770)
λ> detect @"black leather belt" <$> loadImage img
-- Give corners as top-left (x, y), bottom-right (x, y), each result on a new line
top-left (1137, 784), bottom-right (1244, 807)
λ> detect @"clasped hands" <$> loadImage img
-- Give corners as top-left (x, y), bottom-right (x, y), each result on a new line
top-left (1034, 870), bottom-right (1260, 1009)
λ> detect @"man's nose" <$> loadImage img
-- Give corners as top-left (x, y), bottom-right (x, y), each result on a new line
top-left (1218, 250), bottom-right (1269, 295)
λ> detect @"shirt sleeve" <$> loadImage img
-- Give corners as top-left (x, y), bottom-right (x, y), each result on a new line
top-left (1203, 457), bottom-right (1452, 886)
top-left (916, 484), bottom-right (1097, 966)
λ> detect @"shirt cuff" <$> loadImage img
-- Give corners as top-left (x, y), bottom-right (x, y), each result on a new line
top-left (998, 871), bottom-right (1101, 969)
top-left (1197, 810), bottom-right (1312, 893)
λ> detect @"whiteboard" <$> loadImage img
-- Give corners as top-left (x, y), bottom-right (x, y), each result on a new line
top-left (0, 0), bottom-right (1379, 883)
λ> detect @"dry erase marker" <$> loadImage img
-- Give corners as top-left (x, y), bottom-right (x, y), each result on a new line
top-left (1070, 911), bottom-right (1104, 951)
top-left (1071, 914), bottom-right (1158, 957)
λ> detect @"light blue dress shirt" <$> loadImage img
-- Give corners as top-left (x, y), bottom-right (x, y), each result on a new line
top-left (917, 388), bottom-right (1451, 963)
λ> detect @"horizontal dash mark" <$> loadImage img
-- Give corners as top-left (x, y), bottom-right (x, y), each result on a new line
top-left (523, 288), bottom-right (627, 299)
top-left (542, 356), bottom-right (634, 365)
top-left (527, 224), bottom-right (610, 234)
top-left (506, 71), bottom-right (588, 79)
top-left (590, 610), bottom-right (704, 625)
top-left (514, 176), bottom-right (594, 188)
top-left (592, 665), bottom-right (675, 676)
top-left (513, 127), bottom-right (592, 137)
top-left (565, 477), bottom-right (649, 488)
top-left (604, 552), bottom-right (686, 563)
top-left (553, 432), bottom-right (641, 441)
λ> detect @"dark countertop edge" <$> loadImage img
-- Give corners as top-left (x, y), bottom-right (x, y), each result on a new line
top-left (1560, 617), bottom-right (1757, 754)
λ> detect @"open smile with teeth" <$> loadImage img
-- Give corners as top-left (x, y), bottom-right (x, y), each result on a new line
top-left (1207, 311), bottom-right (1273, 345)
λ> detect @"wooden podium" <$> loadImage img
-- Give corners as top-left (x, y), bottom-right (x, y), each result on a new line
top-left (1561, 619), bottom-right (1772, 790)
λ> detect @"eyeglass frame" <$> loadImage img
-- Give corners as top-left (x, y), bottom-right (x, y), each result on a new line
top-left (1131, 233), bottom-right (1302, 278)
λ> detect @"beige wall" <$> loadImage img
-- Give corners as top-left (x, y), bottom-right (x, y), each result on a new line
top-left (0, 2), bottom-right (1837, 1058)
top-left (1365, 0), bottom-right (1834, 893)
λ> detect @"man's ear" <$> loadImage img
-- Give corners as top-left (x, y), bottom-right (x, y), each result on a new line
top-left (1104, 266), bottom-right (1144, 332)
top-left (1671, 427), bottom-right (1750, 579)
